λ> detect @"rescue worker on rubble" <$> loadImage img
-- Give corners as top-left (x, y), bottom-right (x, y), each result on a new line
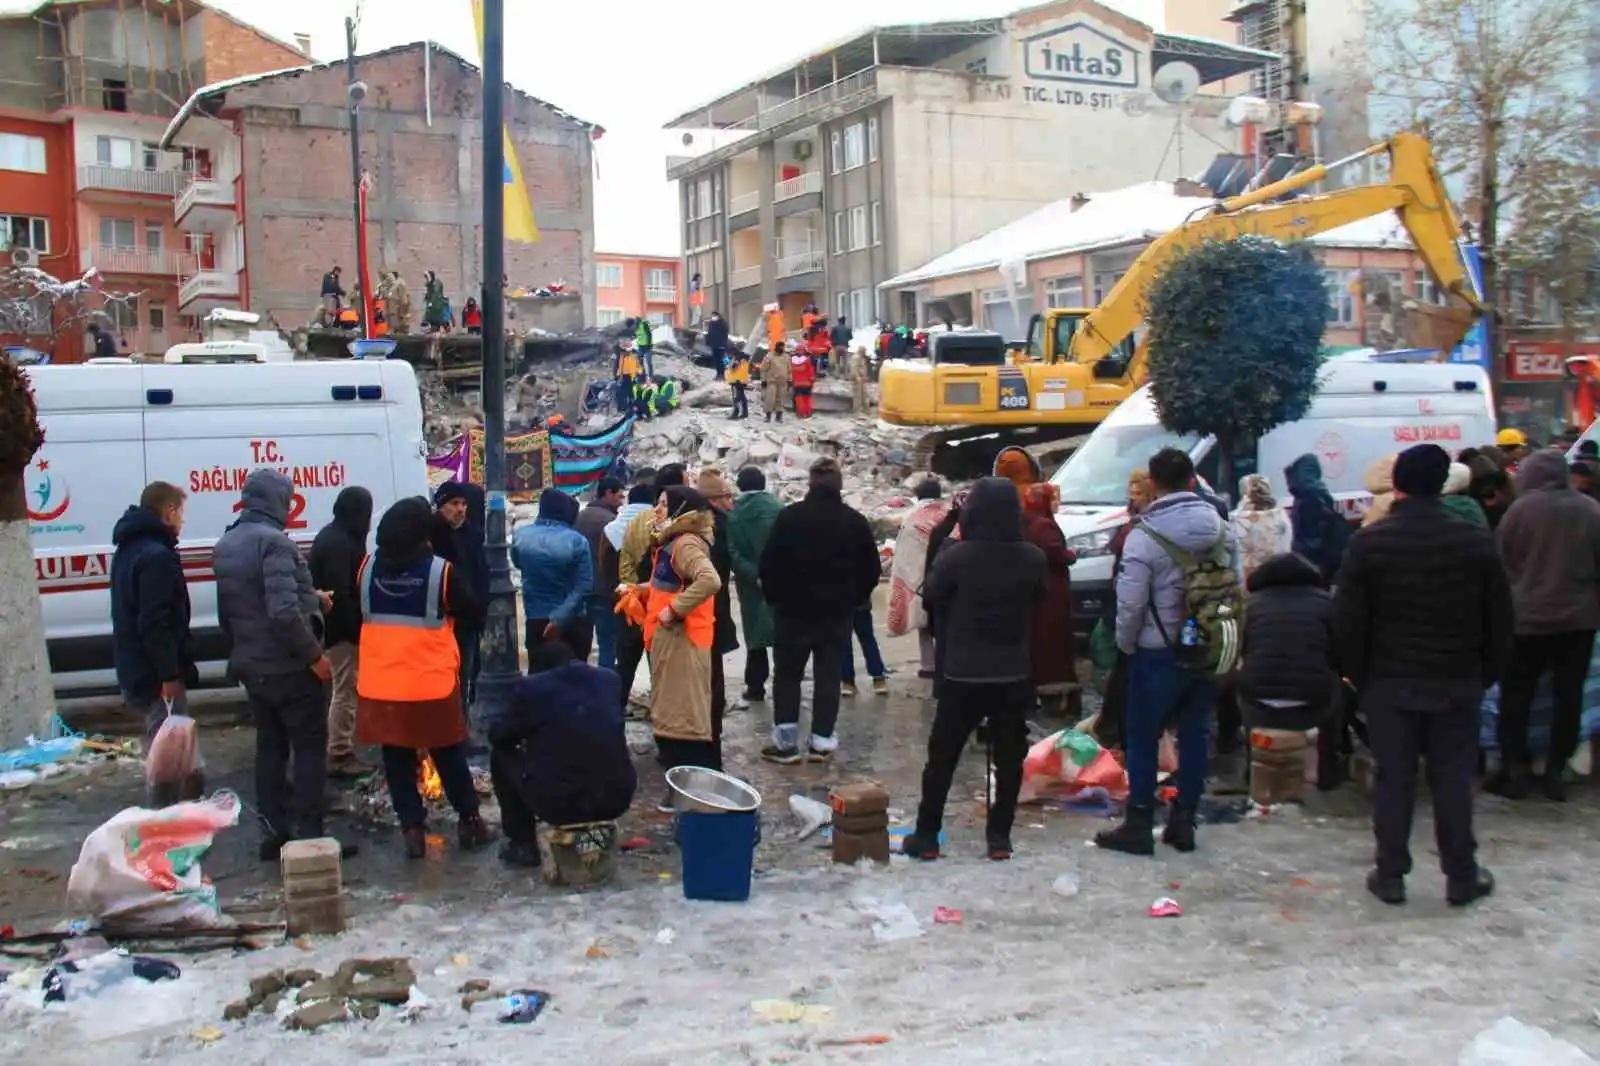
top-left (790, 344), bottom-right (818, 418)
top-left (635, 378), bottom-right (659, 421)
top-left (632, 317), bottom-right (655, 379)
top-left (850, 345), bottom-right (871, 414)
top-left (652, 377), bottom-right (681, 418)
top-left (320, 265), bottom-right (344, 313)
top-left (761, 341), bottom-right (791, 423)
top-left (614, 342), bottom-right (642, 415)
top-left (727, 349), bottom-right (751, 419)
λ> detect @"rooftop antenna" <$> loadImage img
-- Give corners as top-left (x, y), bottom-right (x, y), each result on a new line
top-left (1151, 61), bottom-right (1201, 179)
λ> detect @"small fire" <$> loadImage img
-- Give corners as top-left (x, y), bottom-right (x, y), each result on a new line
top-left (418, 755), bottom-right (443, 802)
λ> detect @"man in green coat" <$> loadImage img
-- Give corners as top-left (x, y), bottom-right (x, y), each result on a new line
top-left (727, 465), bottom-right (782, 705)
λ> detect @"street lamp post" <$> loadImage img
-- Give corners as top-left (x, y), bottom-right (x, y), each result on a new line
top-left (344, 17), bottom-right (366, 337)
top-left (474, 0), bottom-right (518, 730)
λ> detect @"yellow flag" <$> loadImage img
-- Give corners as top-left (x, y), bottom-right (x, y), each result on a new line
top-left (470, 0), bottom-right (540, 243)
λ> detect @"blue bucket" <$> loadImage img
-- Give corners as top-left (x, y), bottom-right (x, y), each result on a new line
top-left (678, 810), bottom-right (758, 902)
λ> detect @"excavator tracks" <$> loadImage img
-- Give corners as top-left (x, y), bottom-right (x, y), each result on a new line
top-left (910, 423), bottom-right (1093, 480)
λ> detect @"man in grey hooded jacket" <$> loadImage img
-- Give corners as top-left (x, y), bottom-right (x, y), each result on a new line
top-left (213, 469), bottom-right (348, 860)
top-left (1097, 447), bottom-right (1237, 857)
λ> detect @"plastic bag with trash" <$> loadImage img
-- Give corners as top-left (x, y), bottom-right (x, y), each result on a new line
top-left (1458, 1017), bottom-right (1596, 1066)
top-left (145, 699), bottom-right (204, 795)
top-left (1018, 728), bottom-right (1128, 803)
top-left (65, 793), bottom-right (240, 933)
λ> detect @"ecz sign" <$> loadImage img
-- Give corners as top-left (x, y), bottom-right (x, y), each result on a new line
top-left (1022, 21), bottom-right (1142, 89)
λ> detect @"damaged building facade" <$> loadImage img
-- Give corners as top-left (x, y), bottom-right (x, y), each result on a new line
top-left (159, 42), bottom-right (600, 333)
top-left (664, 0), bottom-right (1274, 339)
top-left (0, 0), bottom-right (310, 361)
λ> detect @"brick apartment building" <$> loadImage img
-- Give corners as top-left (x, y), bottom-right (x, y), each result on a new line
top-left (160, 42), bottom-right (600, 332)
top-left (0, 0), bottom-right (311, 361)
top-left (595, 252), bottom-right (680, 328)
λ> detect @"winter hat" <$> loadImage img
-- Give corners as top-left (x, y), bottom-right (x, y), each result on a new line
top-left (736, 466), bottom-right (766, 492)
top-left (697, 468), bottom-right (733, 500)
top-left (433, 480), bottom-right (470, 508)
top-left (1392, 444), bottom-right (1451, 497)
top-left (1579, 439), bottom-right (1600, 461)
top-left (537, 487), bottom-right (580, 525)
top-left (915, 477), bottom-right (942, 500)
top-left (1443, 462), bottom-right (1472, 496)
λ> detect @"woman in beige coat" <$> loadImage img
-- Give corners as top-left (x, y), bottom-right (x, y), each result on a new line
top-left (643, 486), bottom-right (724, 796)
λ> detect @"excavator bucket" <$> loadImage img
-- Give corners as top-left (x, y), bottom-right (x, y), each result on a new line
top-left (1399, 303), bottom-right (1477, 358)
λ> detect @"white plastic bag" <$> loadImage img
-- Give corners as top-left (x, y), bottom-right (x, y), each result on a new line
top-left (1459, 1017), bottom-right (1596, 1066)
top-left (65, 793), bottom-right (240, 932)
top-left (145, 700), bottom-right (203, 789)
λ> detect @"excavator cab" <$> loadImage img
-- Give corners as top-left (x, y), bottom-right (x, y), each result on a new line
top-left (1024, 310), bottom-right (1139, 379)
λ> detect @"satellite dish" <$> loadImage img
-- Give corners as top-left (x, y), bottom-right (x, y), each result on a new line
top-left (1152, 62), bottom-right (1201, 105)
top-left (681, 132), bottom-right (694, 147)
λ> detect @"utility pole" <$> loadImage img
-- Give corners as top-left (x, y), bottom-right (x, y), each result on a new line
top-left (475, 0), bottom-right (517, 730)
top-left (344, 16), bottom-right (366, 337)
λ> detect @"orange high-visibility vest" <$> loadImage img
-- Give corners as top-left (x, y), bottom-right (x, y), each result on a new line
top-left (356, 554), bottom-right (458, 701)
top-left (643, 542), bottom-right (714, 651)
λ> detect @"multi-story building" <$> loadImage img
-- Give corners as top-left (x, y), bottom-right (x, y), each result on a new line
top-left (663, 0), bottom-right (1273, 338)
top-left (160, 41), bottom-right (599, 331)
top-left (595, 252), bottom-right (680, 328)
top-left (0, 0), bottom-right (312, 360)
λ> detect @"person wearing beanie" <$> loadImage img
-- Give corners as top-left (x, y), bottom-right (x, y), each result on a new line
top-left (1490, 447), bottom-right (1600, 801)
top-left (510, 487), bottom-right (595, 660)
top-left (604, 477), bottom-right (664, 714)
top-left (697, 468), bottom-right (741, 727)
top-left (727, 465), bottom-right (782, 703)
top-left (431, 480), bottom-right (489, 704)
top-left (1335, 442), bottom-right (1509, 907)
top-left (1439, 462), bottom-right (1488, 529)
top-left (576, 477), bottom-right (626, 670)
top-left (888, 477), bottom-right (951, 676)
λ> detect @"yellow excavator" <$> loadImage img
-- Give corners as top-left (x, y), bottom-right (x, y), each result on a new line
top-left (877, 131), bottom-right (1487, 469)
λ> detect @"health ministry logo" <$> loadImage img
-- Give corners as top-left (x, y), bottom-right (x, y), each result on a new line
top-left (25, 457), bottom-right (71, 522)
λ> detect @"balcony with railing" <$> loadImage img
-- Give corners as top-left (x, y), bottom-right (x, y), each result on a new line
top-left (730, 265), bottom-right (761, 291)
top-left (776, 248), bottom-right (825, 279)
top-left (179, 269), bottom-right (241, 309)
top-left (82, 245), bottom-right (199, 276)
top-left (728, 190), bottom-right (759, 216)
top-left (755, 68), bottom-right (878, 133)
top-left (644, 285), bottom-right (678, 304)
top-left (175, 177), bottom-right (236, 230)
top-left (774, 171), bottom-right (823, 203)
top-left (77, 165), bottom-right (187, 197)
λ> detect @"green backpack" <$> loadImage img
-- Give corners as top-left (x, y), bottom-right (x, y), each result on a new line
top-left (1138, 522), bottom-right (1244, 676)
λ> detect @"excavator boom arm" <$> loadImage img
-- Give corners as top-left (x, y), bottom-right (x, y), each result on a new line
top-left (1067, 131), bottom-right (1482, 367)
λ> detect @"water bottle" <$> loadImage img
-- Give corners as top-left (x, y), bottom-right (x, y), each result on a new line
top-left (1180, 617), bottom-right (1200, 648)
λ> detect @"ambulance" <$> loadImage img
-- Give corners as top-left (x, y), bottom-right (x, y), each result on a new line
top-left (25, 352), bottom-right (431, 692)
top-left (1050, 353), bottom-right (1497, 633)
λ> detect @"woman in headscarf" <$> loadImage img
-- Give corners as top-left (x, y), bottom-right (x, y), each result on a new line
top-left (1230, 473), bottom-right (1293, 581)
top-left (1361, 453), bottom-right (1398, 528)
top-left (643, 485), bottom-right (724, 799)
top-left (1021, 481), bottom-right (1076, 687)
top-left (356, 497), bottom-right (495, 859)
top-left (888, 478), bottom-right (950, 679)
top-left (1093, 469), bottom-right (1152, 750)
top-left (1285, 454), bottom-right (1350, 582)
top-left (1441, 461), bottom-right (1489, 528)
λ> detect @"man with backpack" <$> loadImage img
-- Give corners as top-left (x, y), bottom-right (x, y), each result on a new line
top-left (1096, 448), bottom-right (1240, 856)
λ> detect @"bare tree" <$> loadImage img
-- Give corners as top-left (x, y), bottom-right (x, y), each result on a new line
top-left (1502, 158), bottom-right (1600, 342)
top-left (1366, 0), bottom-right (1592, 369)
top-left (0, 266), bottom-right (143, 355)
top-left (0, 351), bottom-right (53, 747)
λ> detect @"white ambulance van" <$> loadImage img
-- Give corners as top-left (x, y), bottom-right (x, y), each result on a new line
top-left (1051, 354), bottom-right (1496, 632)
top-left (25, 356), bottom-right (431, 693)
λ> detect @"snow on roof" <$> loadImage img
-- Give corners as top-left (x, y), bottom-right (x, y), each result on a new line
top-left (881, 181), bottom-right (1412, 288)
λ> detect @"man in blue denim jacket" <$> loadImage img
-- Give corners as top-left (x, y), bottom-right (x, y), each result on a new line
top-left (511, 488), bottom-right (595, 661)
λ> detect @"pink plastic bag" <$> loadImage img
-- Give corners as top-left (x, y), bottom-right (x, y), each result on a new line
top-left (145, 700), bottom-right (202, 789)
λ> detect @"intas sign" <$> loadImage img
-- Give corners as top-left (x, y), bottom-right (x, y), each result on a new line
top-left (1022, 21), bottom-right (1142, 89)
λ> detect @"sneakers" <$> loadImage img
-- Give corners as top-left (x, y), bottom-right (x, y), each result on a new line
top-left (872, 677), bottom-right (889, 696)
top-left (1160, 804), bottom-right (1196, 853)
top-left (327, 754), bottom-right (375, 779)
top-left (458, 813), bottom-right (497, 851)
top-left (761, 744), bottom-right (802, 765)
top-left (806, 745), bottom-right (834, 764)
top-left (900, 831), bottom-right (941, 861)
top-left (1366, 868), bottom-right (1406, 905)
top-left (402, 826), bottom-right (427, 860)
top-left (1447, 866), bottom-right (1495, 907)
top-left (1483, 767), bottom-right (1531, 800)
top-left (1094, 806), bottom-right (1155, 855)
top-left (500, 840), bottom-right (542, 868)
top-left (841, 681), bottom-right (859, 698)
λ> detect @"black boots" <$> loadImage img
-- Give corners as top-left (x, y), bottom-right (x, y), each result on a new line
top-left (900, 831), bottom-right (941, 861)
top-left (403, 826), bottom-right (427, 859)
top-left (499, 840), bottom-right (542, 868)
top-left (1094, 806), bottom-right (1155, 855)
top-left (1447, 866), bottom-right (1496, 907)
top-left (1366, 868), bottom-right (1406, 905)
top-left (1161, 804), bottom-right (1196, 853)
top-left (985, 834), bottom-right (1013, 861)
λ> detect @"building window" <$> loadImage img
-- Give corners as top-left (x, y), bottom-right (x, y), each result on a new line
top-left (830, 131), bottom-right (842, 174)
top-left (833, 211), bottom-right (846, 255)
top-left (0, 132), bottom-right (47, 174)
top-left (696, 178), bottom-right (712, 219)
top-left (683, 183), bottom-right (696, 222)
top-left (850, 288), bottom-right (871, 327)
top-left (149, 304), bottom-right (166, 331)
top-left (597, 263), bottom-right (623, 288)
top-left (144, 221), bottom-right (163, 254)
top-left (645, 267), bottom-right (674, 297)
top-left (647, 311), bottom-right (674, 327)
top-left (867, 117), bottom-right (879, 162)
top-left (1091, 270), bottom-right (1125, 303)
top-left (870, 201), bottom-right (882, 246)
top-left (982, 288), bottom-right (1036, 339)
top-left (711, 171), bottom-right (722, 213)
top-left (100, 217), bottom-right (135, 249)
top-left (102, 77), bottom-right (128, 112)
top-left (844, 123), bottom-right (865, 170)
top-left (1044, 274), bottom-right (1085, 308)
top-left (142, 141), bottom-right (161, 170)
top-left (96, 135), bottom-right (134, 169)
top-left (596, 307), bottom-right (624, 327)
top-left (1323, 269), bottom-right (1357, 326)
top-left (2, 215), bottom-right (49, 253)
top-left (848, 205), bottom-right (867, 251)
top-left (1415, 270), bottom-right (1445, 305)
top-left (836, 291), bottom-right (850, 321)
top-left (965, 58), bottom-right (989, 75)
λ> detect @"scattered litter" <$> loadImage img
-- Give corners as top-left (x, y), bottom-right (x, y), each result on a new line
top-left (789, 795), bottom-right (833, 840)
top-left (1148, 898), bottom-right (1183, 918)
top-left (817, 1035), bottom-right (892, 1048)
top-left (619, 836), bottom-right (653, 852)
top-left (451, 954), bottom-right (470, 967)
top-left (932, 907), bottom-right (963, 925)
top-left (499, 988), bottom-right (552, 1025)
top-left (751, 999), bottom-right (836, 1024)
top-left (585, 940), bottom-right (609, 959)
top-left (1459, 1017), bottom-right (1596, 1065)
top-left (654, 927), bottom-right (676, 945)
top-left (1040, 787), bottom-right (1112, 814)
top-left (399, 986), bottom-right (432, 1021)
top-left (1019, 729), bottom-right (1128, 804)
top-left (192, 1026), bottom-right (223, 1043)
top-left (1170, 881), bottom-right (1182, 890)
top-left (657, 872), bottom-right (672, 881)
top-left (1051, 873), bottom-right (1081, 898)
top-left (869, 902), bottom-right (924, 942)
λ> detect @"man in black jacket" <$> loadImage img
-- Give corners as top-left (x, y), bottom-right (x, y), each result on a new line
top-left (308, 486), bottom-right (373, 777)
top-left (1335, 444), bottom-right (1509, 908)
top-left (432, 481), bottom-right (489, 703)
top-left (575, 476), bottom-right (624, 670)
top-left (111, 482), bottom-right (197, 802)
top-left (829, 316), bottom-right (852, 373)
top-left (903, 477), bottom-right (1045, 861)
top-left (704, 311), bottom-right (730, 380)
top-left (758, 457), bottom-right (882, 764)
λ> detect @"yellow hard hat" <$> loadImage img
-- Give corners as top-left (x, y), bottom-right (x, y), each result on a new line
top-left (1496, 428), bottom-right (1528, 448)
